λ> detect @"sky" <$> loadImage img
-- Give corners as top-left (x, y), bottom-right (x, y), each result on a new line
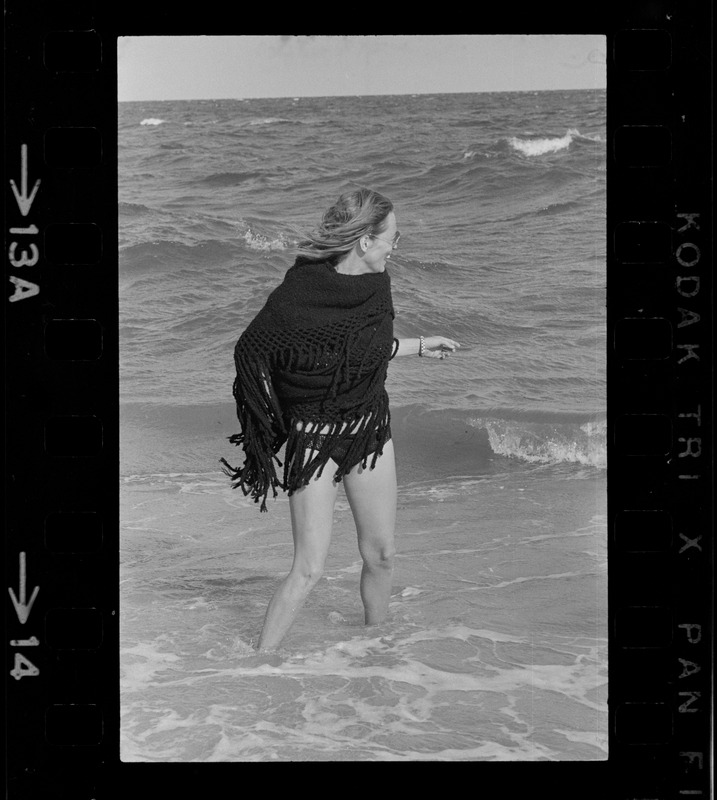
top-left (118, 35), bottom-right (606, 102)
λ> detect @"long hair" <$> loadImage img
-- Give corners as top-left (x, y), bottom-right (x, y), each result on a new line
top-left (295, 188), bottom-right (394, 261)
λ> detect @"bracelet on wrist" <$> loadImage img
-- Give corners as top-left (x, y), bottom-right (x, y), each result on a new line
top-left (419, 335), bottom-right (425, 357)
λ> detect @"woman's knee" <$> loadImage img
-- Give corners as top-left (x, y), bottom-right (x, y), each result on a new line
top-left (289, 559), bottom-right (326, 587)
top-left (361, 542), bottom-right (396, 570)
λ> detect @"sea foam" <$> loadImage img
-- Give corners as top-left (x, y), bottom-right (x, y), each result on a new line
top-left (509, 128), bottom-right (582, 156)
top-left (470, 416), bottom-right (607, 469)
top-left (243, 229), bottom-right (287, 251)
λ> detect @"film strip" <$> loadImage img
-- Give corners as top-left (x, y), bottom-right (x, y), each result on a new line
top-left (609, 17), bottom-right (712, 799)
top-left (4, 4), bottom-right (712, 797)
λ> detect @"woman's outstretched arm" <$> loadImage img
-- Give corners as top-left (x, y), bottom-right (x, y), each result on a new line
top-left (394, 336), bottom-right (461, 358)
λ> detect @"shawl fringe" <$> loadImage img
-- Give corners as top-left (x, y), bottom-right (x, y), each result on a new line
top-left (219, 345), bottom-right (287, 512)
top-left (282, 390), bottom-right (391, 493)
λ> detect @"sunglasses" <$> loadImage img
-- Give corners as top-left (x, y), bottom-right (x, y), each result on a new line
top-left (369, 230), bottom-right (401, 248)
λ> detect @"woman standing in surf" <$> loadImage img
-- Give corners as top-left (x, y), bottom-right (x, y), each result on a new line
top-left (221, 188), bottom-right (460, 651)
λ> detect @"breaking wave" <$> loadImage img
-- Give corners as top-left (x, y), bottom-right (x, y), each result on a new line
top-left (470, 415), bottom-right (607, 469)
top-left (508, 128), bottom-right (603, 157)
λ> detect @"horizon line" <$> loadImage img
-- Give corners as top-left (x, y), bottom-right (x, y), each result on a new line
top-left (119, 87), bottom-right (606, 103)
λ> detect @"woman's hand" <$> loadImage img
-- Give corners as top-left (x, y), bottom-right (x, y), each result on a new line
top-left (423, 336), bottom-right (461, 359)
top-left (394, 337), bottom-right (461, 358)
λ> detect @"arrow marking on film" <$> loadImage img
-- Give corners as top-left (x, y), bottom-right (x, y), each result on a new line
top-left (9, 144), bottom-right (41, 217)
top-left (8, 552), bottom-right (40, 625)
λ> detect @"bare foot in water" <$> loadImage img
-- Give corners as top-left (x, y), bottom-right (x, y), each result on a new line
top-left (236, 650), bottom-right (285, 668)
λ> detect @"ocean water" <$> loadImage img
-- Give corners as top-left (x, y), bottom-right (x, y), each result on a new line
top-left (119, 90), bottom-right (607, 761)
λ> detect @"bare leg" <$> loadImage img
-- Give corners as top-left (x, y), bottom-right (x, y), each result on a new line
top-left (344, 439), bottom-right (397, 625)
top-left (257, 462), bottom-right (340, 651)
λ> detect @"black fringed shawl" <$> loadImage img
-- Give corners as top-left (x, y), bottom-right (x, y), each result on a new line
top-left (220, 256), bottom-right (395, 511)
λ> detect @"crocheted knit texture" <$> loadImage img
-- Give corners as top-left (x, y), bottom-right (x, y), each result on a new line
top-left (220, 257), bottom-right (395, 511)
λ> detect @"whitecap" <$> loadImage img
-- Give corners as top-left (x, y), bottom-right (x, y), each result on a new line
top-left (246, 117), bottom-right (291, 126)
top-left (509, 128), bottom-right (580, 157)
top-left (242, 230), bottom-right (287, 252)
top-left (469, 416), bottom-right (607, 469)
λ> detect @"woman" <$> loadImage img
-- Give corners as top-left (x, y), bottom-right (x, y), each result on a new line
top-left (221, 188), bottom-right (459, 652)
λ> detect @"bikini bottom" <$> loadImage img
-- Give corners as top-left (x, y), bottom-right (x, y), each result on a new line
top-left (306, 427), bottom-right (391, 475)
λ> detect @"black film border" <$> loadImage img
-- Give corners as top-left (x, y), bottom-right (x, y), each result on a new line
top-left (3, 5), bottom-right (713, 797)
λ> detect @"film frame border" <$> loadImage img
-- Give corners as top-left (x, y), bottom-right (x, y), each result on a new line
top-left (3, 5), bottom-right (713, 797)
